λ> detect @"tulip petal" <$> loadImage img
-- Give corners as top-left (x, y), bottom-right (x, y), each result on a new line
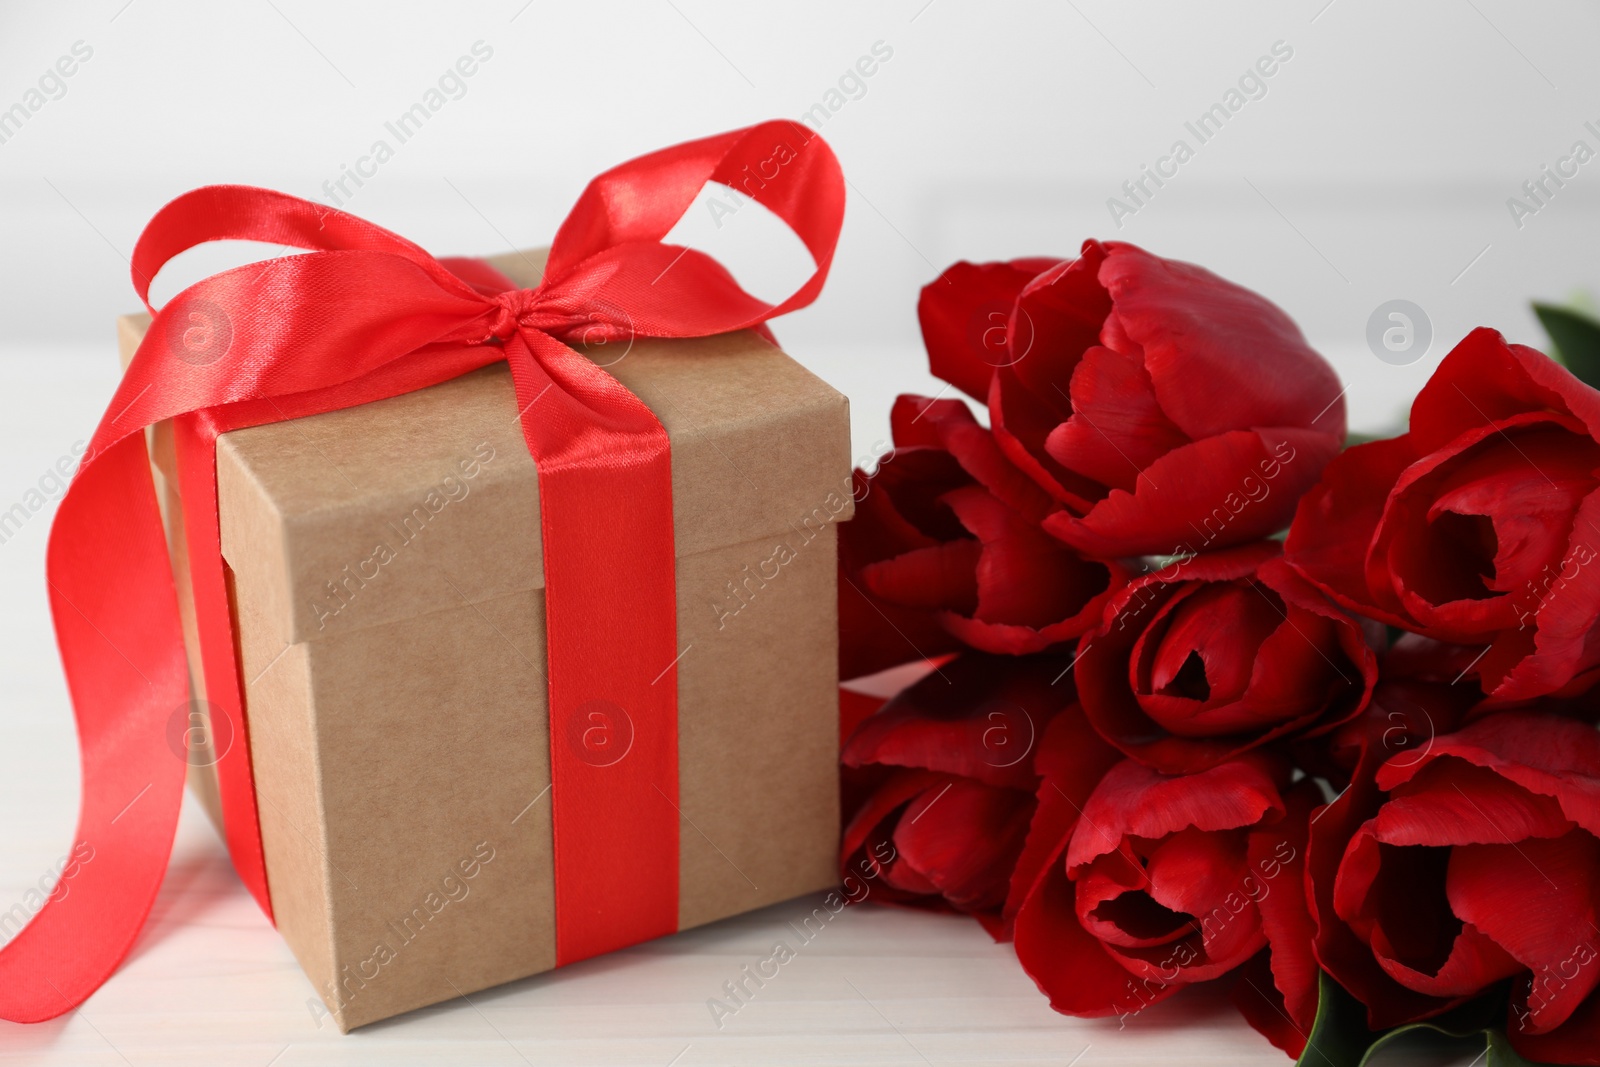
top-left (1381, 633), bottom-right (1496, 690)
top-left (1075, 849), bottom-right (1181, 950)
top-left (839, 687), bottom-right (888, 749)
top-left (990, 365), bottom-right (1106, 511)
top-left (945, 486), bottom-right (1115, 630)
top-left (1308, 706), bottom-right (1465, 1029)
top-left (1008, 244), bottom-right (1113, 403)
top-left (1510, 978), bottom-right (1600, 1065)
top-left (890, 394), bottom-right (1057, 521)
top-left (1232, 950), bottom-right (1308, 1058)
top-left (892, 777), bottom-right (1036, 912)
top-left (1074, 829), bottom-right (1268, 985)
top-left (838, 564), bottom-right (964, 681)
top-left (1371, 914), bottom-right (1522, 999)
top-left (1014, 848), bottom-right (1172, 1017)
top-left (840, 456), bottom-right (968, 679)
top-left (1335, 829), bottom-right (1523, 997)
top-left (1065, 754), bottom-right (1286, 872)
top-left (863, 539), bottom-right (982, 613)
top-left (1250, 556), bottom-right (1378, 741)
top-left (1248, 781), bottom-right (1321, 1048)
top-left (1232, 602), bottom-right (1344, 726)
top-left (1425, 431), bottom-right (1593, 600)
top-left (840, 652), bottom-right (1074, 790)
top-left (1374, 415), bottom-right (1593, 638)
top-left (917, 258), bottom-right (1061, 403)
top-left (1046, 427), bottom-right (1342, 558)
top-left (1449, 832), bottom-right (1600, 1034)
top-left (931, 486), bottom-right (1125, 655)
top-left (881, 849), bottom-right (941, 895)
top-left (1133, 581), bottom-right (1283, 732)
top-left (1045, 345), bottom-right (1190, 495)
top-left (1004, 709), bottom-right (1120, 928)
top-left (839, 766), bottom-right (949, 903)
top-left (1378, 711), bottom-right (1600, 836)
top-left (1407, 327), bottom-right (1598, 454)
top-left (1081, 590), bottom-right (1242, 773)
top-left (1373, 760), bottom-right (1574, 846)
top-left (854, 446), bottom-right (970, 548)
top-left (1490, 489), bottom-right (1600, 703)
top-left (1143, 827), bottom-right (1264, 977)
top-left (1285, 435), bottom-right (1419, 626)
top-left (1095, 240), bottom-right (1345, 442)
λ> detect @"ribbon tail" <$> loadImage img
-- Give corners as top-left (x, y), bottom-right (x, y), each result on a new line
top-left (0, 435), bottom-right (190, 1021)
top-left (173, 413), bottom-right (273, 918)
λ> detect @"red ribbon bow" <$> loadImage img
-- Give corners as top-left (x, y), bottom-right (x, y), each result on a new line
top-left (0, 120), bottom-right (843, 1021)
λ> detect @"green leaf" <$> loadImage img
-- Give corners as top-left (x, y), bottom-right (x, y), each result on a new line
top-left (1292, 973), bottom-right (1553, 1066)
top-left (1535, 301), bottom-right (1600, 389)
top-left (1356, 999), bottom-right (1500, 1065)
top-left (1294, 974), bottom-right (1377, 1067)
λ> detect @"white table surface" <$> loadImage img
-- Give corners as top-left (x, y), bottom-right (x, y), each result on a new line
top-left (0, 347), bottom-right (1474, 1066)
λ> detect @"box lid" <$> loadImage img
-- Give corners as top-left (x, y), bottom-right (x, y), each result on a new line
top-left (120, 249), bottom-right (853, 645)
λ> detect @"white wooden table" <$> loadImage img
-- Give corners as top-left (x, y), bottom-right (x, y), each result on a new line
top-left (0, 346), bottom-right (1470, 1066)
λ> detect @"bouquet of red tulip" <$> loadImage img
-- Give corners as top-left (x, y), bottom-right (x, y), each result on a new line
top-left (838, 241), bottom-right (1600, 1066)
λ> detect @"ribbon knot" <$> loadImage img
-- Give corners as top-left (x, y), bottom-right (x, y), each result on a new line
top-left (487, 286), bottom-right (543, 343)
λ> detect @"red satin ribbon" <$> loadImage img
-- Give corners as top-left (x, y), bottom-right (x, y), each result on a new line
top-left (0, 121), bottom-right (843, 1021)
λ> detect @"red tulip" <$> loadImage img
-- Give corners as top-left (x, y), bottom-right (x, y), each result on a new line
top-left (839, 653), bottom-right (1089, 932)
top-left (839, 394), bottom-right (1126, 680)
top-left (917, 241), bottom-right (1345, 558)
top-left (1076, 541), bottom-right (1377, 774)
top-left (1302, 676), bottom-right (1474, 1033)
top-left (1286, 327), bottom-right (1600, 704)
top-left (1320, 711), bottom-right (1600, 1064)
top-left (1012, 748), bottom-right (1318, 1052)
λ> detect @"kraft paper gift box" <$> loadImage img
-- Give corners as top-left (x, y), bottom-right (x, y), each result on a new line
top-left (117, 249), bottom-right (853, 1031)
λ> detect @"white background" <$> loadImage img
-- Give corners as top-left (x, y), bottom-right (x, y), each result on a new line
top-left (2, 2), bottom-right (1596, 1064)
top-left (3, 0), bottom-right (1600, 435)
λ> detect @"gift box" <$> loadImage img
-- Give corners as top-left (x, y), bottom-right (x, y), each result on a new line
top-left (116, 245), bottom-right (852, 1030)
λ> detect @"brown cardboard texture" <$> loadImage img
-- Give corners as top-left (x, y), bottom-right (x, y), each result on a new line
top-left (117, 249), bottom-right (852, 1030)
